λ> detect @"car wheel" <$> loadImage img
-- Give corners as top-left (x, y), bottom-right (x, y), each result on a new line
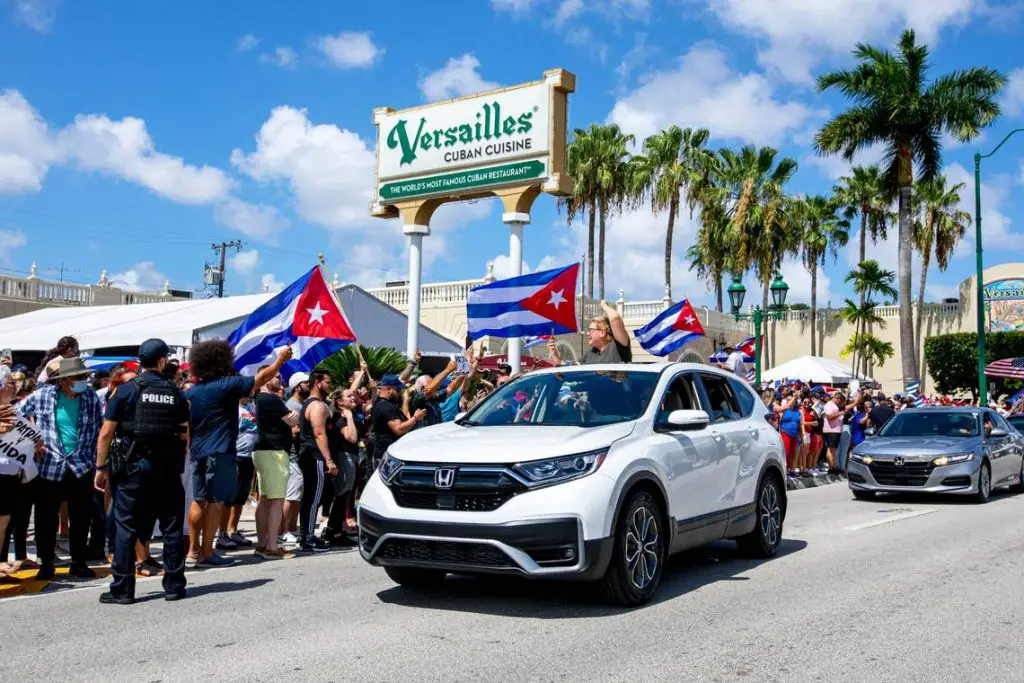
top-left (737, 474), bottom-right (784, 558)
top-left (1010, 459), bottom-right (1024, 494)
top-left (975, 461), bottom-right (992, 504)
top-left (383, 566), bottom-right (448, 589)
top-left (600, 490), bottom-right (665, 607)
top-left (852, 490), bottom-right (876, 501)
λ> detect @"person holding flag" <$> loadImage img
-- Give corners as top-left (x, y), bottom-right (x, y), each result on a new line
top-left (631, 298), bottom-right (706, 359)
top-left (549, 300), bottom-right (632, 366)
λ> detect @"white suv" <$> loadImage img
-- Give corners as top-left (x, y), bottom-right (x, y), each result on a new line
top-left (358, 363), bottom-right (787, 606)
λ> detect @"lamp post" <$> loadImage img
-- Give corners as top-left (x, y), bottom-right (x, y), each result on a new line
top-left (975, 128), bottom-right (1024, 403)
top-left (728, 273), bottom-right (789, 384)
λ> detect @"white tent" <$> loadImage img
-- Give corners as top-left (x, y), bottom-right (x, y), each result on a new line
top-left (0, 285), bottom-right (460, 357)
top-left (760, 355), bottom-right (874, 385)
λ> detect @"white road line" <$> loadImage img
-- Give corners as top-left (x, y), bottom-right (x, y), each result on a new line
top-left (843, 508), bottom-right (938, 531)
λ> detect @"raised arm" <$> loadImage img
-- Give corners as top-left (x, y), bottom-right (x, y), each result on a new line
top-left (600, 300), bottom-right (630, 348)
top-left (425, 359), bottom-right (458, 399)
top-left (253, 346), bottom-right (293, 394)
top-left (399, 351), bottom-right (421, 384)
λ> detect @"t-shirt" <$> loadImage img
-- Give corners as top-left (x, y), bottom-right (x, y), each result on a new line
top-left (726, 351), bottom-right (745, 376)
top-left (255, 392), bottom-right (293, 451)
top-left (236, 402), bottom-right (258, 458)
top-left (802, 407), bottom-right (821, 436)
top-left (779, 409), bottom-right (802, 437)
top-left (440, 389), bottom-right (463, 422)
top-left (868, 405), bottom-right (895, 429)
top-left (185, 375), bottom-right (255, 458)
top-left (581, 340), bottom-right (632, 364)
top-left (823, 401), bottom-right (844, 433)
top-left (55, 393), bottom-right (81, 455)
top-left (370, 398), bottom-right (405, 461)
top-left (851, 412), bottom-right (870, 446)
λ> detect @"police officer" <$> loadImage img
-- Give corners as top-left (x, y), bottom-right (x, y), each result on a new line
top-left (95, 338), bottom-right (190, 605)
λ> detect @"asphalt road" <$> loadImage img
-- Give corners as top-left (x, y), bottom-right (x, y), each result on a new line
top-left (4, 483), bottom-right (1024, 682)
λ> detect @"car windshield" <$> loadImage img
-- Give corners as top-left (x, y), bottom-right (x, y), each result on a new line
top-left (461, 370), bottom-right (660, 428)
top-left (879, 411), bottom-right (980, 438)
top-left (1008, 415), bottom-right (1024, 430)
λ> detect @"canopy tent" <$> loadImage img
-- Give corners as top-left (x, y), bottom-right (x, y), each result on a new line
top-left (759, 355), bottom-right (874, 385)
top-left (0, 285), bottom-right (461, 359)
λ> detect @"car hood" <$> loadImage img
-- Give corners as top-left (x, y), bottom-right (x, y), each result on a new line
top-left (388, 421), bottom-right (636, 464)
top-left (855, 435), bottom-right (983, 455)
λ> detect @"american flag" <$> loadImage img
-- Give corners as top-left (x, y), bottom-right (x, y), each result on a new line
top-left (985, 357), bottom-right (1024, 380)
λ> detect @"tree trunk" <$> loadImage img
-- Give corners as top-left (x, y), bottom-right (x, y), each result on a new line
top-left (898, 185), bottom-right (919, 383)
top-left (761, 283), bottom-right (770, 369)
top-left (859, 207), bottom-right (867, 264)
top-left (915, 248), bottom-right (931, 381)
top-left (586, 202), bottom-right (596, 298)
top-left (810, 263), bottom-right (817, 356)
top-left (664, 193), bottom-right (678, 303)
top-left (714, 273), bottom-right (723, 313)
top-left (598, 197), bottom-right (607, 301)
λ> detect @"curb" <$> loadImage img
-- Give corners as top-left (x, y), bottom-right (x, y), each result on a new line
top-left (787, 472), bottom-right (847, 491)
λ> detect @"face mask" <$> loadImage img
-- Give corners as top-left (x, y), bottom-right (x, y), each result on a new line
top-left (71, 380), bottom-right (89, 395)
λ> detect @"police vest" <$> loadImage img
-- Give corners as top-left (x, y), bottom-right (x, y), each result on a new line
top-left (125, 377), bottom-right (182, 442)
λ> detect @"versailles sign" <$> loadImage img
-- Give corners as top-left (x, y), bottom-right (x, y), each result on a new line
top-left (371, 69), bottom-right (574, 215)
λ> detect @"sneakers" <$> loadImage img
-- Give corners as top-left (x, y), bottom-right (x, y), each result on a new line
top-left (69, 563), bottom-right (97, 579)
top-left (165, 590), bottom-right (187, 602)
top-left (196, 553), bottom-right (235, 568)
top-left (279, 532), bottom-right (299, 546)
top-left (35, 564), bottom-right (56, 581)
top-left (258, 548), bottom-right (296, 560)
top-left (214, 533), bottom-right (239, 551)
top-left (185, 557), bottom-right (198, 570)
top-left (228, 532), bottom-right (253, 547)
top-left (299, 540), bottom-right (330, 553)
top-left (99, 591), bottom-right (134, 605)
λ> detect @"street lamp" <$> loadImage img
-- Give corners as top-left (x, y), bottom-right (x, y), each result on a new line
top-left (729, 273), bottom-right (789, 384)
top-left (975, 128), bottom-right (1024, 403)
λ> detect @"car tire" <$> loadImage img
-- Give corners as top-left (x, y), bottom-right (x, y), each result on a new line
top-left (1009, 459), bottom-right (1024, 494)
top-left (600, 490), bottom-right (665, 607)
top-left (383, 566), bottom-right (448, 589)
top-left (975, 461), bottom-right (992, 504)
top-left (852, 490), bottom-right (876, 501)
top-left (737, 474), bottom-right (784, 558)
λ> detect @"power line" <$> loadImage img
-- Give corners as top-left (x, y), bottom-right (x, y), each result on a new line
top-left (207, 240), bottom-right (245, 298)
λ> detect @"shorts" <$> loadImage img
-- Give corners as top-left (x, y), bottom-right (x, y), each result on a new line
top-left (0, 474), bottom-right (20, 515)
top-left (286, 460), bottom-right (303, 502)
top-left (232, 457), bottom-right (256, 507)
top-left (780, 433), bottom-right (799, 467)
top-left (823, 432), bottom-right (841, 448)
top-left (252, 450), bottom-right (290, 500)
top-left (191, 452), bottom-right (238, 505)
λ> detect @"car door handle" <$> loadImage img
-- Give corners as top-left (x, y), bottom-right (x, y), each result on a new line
top-left (712, 433), bottom-right (724, 442)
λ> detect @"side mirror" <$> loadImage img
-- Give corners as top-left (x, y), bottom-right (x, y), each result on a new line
top-left (989, 428), bottom-right (1009, 439)
top-left (455, 412), bottom-right (468, 422)
top-left (665, 409), bottom-right (710, 431)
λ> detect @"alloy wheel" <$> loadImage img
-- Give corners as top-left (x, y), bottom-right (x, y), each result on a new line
top-left (759, 480), bottom-right (781, 548)
top-left (624, 505), bottom-right (659, 591)
top-left (980, 465), bottom-right (991, 498)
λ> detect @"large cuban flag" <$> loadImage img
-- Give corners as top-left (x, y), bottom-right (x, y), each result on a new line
top-left (634, 299), bottom-right (706, 357)
top-left (228, 266), bottom-right (356, 379)
top-left (467, 264), bottom-right (580, 339)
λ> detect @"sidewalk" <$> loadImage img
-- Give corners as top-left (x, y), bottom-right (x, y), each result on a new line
top-left (786, 471), bottom-right (847, 491)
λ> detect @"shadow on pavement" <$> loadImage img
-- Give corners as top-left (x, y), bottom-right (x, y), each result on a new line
top-left (375, 538), bottom-right (807, 618)
top-left (850, 488), bottom-right (1023, 506)
top-left (134, 578), bottom-right (273, 603)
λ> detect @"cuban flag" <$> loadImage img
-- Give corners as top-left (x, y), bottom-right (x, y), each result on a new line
top-left (913, 394), bottom-right (927, 407)
top-left (737, 336), bottom-right (759, 360)
top-left (467, 264), bottom-right (579, 339)
top-left (634, 299), bottom-right (706, 357)
top-left (905, 381), bottom-right (921, 395)
top-left (745, 368), bottom-right (756, 382)
top-left (228, 266), bottom-right (356, 379)
top-left (524, 334), bottom-right (553, 349)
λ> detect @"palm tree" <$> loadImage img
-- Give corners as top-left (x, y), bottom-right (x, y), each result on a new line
top-left (592, 124), bottom-right (634, 300)
top-left (564, 125), bottom-right (601, 298)
top-left (833, 165), bottom-right (888, 265)
top-left (317, 345), bottom-right (408, 386)
top-left (912, 176), bottom-right (971, 360)
top-left (845, 260), bottom-right (898, 376)
top-left (816, 28), bottom-right (1004, 385)
top-left (797, 195), bottom-right (850, 355)
top-left (630, 126), bottom-right (712, 303)
top-left (839, 301), bottom-right (886, 377)
top-left (686, 199), bottom-right (733, 312)
top-left (840, 332), bottom-right (895, 370)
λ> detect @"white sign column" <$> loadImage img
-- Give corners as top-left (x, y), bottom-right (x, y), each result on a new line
top-left (504, 211), bottom-right (529, 375)
top-left (404, 224), bottom-right (429, 359)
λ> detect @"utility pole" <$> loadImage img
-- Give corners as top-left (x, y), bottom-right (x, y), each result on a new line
top-left (210, 240), bottom-right (244, 298)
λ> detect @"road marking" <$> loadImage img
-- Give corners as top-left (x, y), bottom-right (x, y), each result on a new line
top-left (843, 508), bottom-right (937, 531)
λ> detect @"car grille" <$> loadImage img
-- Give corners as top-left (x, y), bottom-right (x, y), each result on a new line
top-left (376, 538), bottom-right (514, 567)
top-left (389, 465), bottom-right (527, 512)
top-left (868, 460), bottom-right (934, 487)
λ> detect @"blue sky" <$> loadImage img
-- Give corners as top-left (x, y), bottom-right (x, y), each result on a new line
top-left (2, 0), bottom-right (1024, 310)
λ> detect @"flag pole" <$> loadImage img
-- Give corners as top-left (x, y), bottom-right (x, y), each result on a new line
top-left (578, 254), bottom-right (585, 360)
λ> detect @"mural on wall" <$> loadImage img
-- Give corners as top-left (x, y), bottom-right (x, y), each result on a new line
top-left (984, 279), bottom-right (1024, 332)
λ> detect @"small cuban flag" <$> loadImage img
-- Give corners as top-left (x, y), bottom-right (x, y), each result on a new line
top-left (228, 265), bottom-right (356, 381)
top-left (467, 264), bottom-right (580, 340)
top-left (745, 368), bottom-right (756, 382)
top-left (914, 394), bottom-right (927, 407)
top-left (633, 298), bottom-right (706, 357)
top-left (524, 335), bottom-right (553, 349)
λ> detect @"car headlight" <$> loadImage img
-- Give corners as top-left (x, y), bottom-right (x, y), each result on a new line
top-left (378, 452), bottom-right (403, 483)
top-left (850, 452), bottom-right (874, 465)
top-left (932, 453), bottom-right (975, 467)
top-left (512, 449), bottom-right (608, 488)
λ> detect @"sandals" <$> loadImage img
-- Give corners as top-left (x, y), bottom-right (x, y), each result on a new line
top-left (135, 557), bottom-right (163, 577)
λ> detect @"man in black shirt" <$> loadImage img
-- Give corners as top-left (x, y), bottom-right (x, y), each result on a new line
top-left (868, 393), bottom-right (896, 430)
top-left (370, 375), bottom-right (425, 468)
top-left (251, 375), bottom-right (297, 559)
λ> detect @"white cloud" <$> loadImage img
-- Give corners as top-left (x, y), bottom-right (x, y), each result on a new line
top-left (260, 273), bottom-right (285, 293)
top-left (214, 198), bottom-right (289, 243)
top-left (1004, 67), bottom-right (1024, 117)
top-left (260, 47), bottom-right (298, 69)
top-left (926, 281), bottom-right (962, 302)
top-left (779, 255), bottom-right (834, 307)
top-left (553, 0), bottom-right (584, 28)
top-left (231, 105), bottom-right (375, 231)
top-left (489, 254), bottom-right (534, 279)
top-left (0, 90), bottom-right (57, 194)
top-left (803, 142), bottom-right (886, 180)
top-left (315, 32), bottom-right (383, 69)
top-left (944, 161), bottom-right (1017, 254)
top-left (491, 0), bottom-right (540, 13)
top-left (565, 26), bottom-right (608, 63)
top-left (706, 0), bottom-right (975, 84)
top-left (229, 250), bottom-right (260, 275)
top-left (110, 261), bottom-right (166, 292)
top-left (0, 229), bottom-right (27, 266)
top-left (615, 32), bottom-right (655, 90)
top-left (237, 34), bottom-right (260, 52)
top-left (12, 0), bottom-right (55, 33)
top-left (608, 42), bottom-right (819, 145)
top-left (419, 54), bottom-right (499, 101)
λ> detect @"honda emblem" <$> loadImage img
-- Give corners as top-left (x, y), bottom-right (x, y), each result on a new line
top-left (894, 456), bottom-right (905, 466)
top-left (434, 468), bottom-right (456, 489)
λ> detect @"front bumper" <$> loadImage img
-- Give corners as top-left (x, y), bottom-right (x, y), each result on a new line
top-left (847, 457), bottom-right (979, 494)
top-left (358, 509), bottom-right (614, 580)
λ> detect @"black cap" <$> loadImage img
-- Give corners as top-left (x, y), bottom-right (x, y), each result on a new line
top-left (875, 392), bottom-right (887, 401)
top-left (138, 338), bottom-right (171, 365)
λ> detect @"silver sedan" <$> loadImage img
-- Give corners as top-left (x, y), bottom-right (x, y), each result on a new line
top-left (847, 407), bottom-right (1024, 503)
